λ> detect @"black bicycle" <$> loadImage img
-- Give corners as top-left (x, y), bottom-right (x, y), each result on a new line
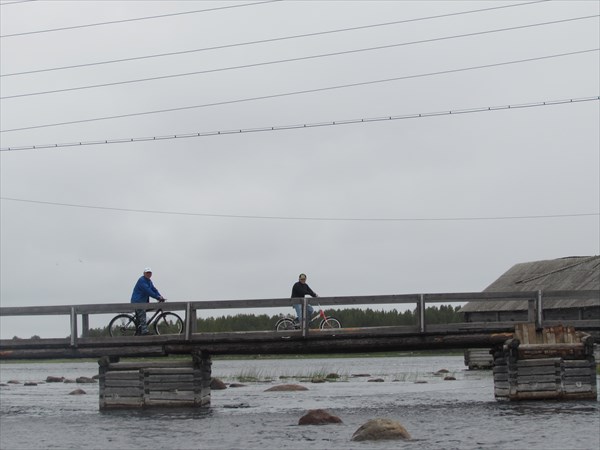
top-left (108, 307), bottom-right (184, 337)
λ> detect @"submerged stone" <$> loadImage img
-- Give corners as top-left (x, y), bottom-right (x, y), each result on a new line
top-left (46, 376), bottom-right (65, 383)
top-left (351, 418), bottom-right (411, 441)
top-left (69, 389), bottom-right (86, 395)
top-left (76, 377), bottom-right (96, 384)
top-left (298, 409), bottom-right (343, 425)
top-left (210, 378), bottom-right (227, 390)
top-left (264, 384), bottom-right (308, 392)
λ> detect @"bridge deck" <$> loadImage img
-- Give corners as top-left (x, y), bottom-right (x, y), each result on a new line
top-left (1, 320), bottom-right (598, 359)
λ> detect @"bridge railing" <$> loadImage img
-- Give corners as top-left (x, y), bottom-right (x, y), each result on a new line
top-left (0, 290), bottom-right (598, 346)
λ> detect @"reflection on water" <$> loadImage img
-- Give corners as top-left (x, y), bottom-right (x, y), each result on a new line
top-left (1, 356), bottom-right (599, 450)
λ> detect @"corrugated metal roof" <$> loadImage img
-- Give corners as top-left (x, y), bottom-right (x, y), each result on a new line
top-left (460, 256), bottom-right (600, 312)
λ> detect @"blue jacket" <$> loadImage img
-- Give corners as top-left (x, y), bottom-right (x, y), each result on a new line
top-left (131, 276), bottom-right (161, 303)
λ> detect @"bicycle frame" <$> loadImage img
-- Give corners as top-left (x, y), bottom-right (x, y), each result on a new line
top-left (144, 309), bottom-right (164, 327)
top-left (298, 304), bottom-right (328, 326)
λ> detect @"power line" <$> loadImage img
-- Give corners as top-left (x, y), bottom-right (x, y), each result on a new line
top-left (0, 0), bottom-right (549, 78)
top-left (1, 96), bottom-right (597, 152)
top-left (0, 0), bottom-right (36, 5)
top-left (0, 0), bottom-right (280, 38)
top-left (3, 15), bottom-right (596, 101)
top-left (1, 197), bottom-right (597, 222)
top-left (1, 49), bottom-right (597, 134)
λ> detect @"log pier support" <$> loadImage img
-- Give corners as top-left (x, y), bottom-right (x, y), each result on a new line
top-left (493, 324), bottom-right (597, 401)
top-left (464, 348), bottom-right (494, 370)
top-left (98, 351), bottom-right (212, 410)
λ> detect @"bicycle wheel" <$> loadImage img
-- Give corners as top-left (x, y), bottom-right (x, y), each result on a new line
top-left (320, 317), bottom-right (341, 329)
top-left (154, 312), bottom-right (184, 335)
top-left (275, 318), bottom-right (296, 331)
top-left (108, 314), bottom-right (137, 337)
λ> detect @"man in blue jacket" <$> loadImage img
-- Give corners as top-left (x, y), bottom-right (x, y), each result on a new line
top-left (131, 268), bottom-right (165, 335)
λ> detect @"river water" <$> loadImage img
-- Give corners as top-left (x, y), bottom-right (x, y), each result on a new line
top-left (1, 355), bottom-right (599, 450)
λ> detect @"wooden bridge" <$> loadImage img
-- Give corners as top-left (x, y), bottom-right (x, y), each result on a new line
top-left (0, 290), bottom-right (598, 360)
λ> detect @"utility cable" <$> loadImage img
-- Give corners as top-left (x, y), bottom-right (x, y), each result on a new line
top-left (1, 96), bottom-right (597, 152)
top-left (0, 0), bottom-right (548, 77)
top-left (0, 0), bottom-right (36, 5)
top-left (0, 0), bottom-right (280, 38)
top-left (0, 197), bottom-right (597, 222)
top-left (1, 49), bottom-right (597, 134)
top-left (3, 15), bottom-right (596, 100)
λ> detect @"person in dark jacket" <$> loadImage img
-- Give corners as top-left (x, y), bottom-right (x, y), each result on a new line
top-left (290, 273), bottom-right (317, 323)
top-left (131, 268), bottom-right (165, 335)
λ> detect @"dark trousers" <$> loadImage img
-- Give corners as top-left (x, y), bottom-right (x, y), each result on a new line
top-left (135, 309), bottom-right (148, 334)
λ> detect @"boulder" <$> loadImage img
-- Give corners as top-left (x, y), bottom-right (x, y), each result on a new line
top-left (46, 376), bottom-right (65, 383)
top-left (435, 369), bottom-right (450, 375)
top-left (228, 383), bottom-right (246, 388)
top-left (444, 376), bottom-right (456, 381)
top-left (210, 378), bottom-right (227, 390)
top-left (351, 418), bottom-right (411, 441)
top-left (325, 373), bottom-right (340, 379)
top-left (298, 409), bottom-right (343, 425)
top-left (69, 389), bottom-right (86, 395)
top-left (368, 378), bottom-right (384, 382)
top-left (310, 378), bottom-right (326, 383)
top-left (75, 377), bottom-right (96, 384)
top-left (7, 380), bottom-right (20, 384)
top-left (63, 379), bottom-right (76, 383)
top-left (264, 384), bottom-right (308, 392)
top-left (24, 382), bottom-right (38, 386)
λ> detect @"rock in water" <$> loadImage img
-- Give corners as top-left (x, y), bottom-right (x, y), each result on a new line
top-left (69, 389), bottom-right (86, 395)
top-left (46, 376), bottom-right (65, 383)
top-left (298, 409), bottom-right (343, 425)
top-left (351, 418), bottom-right (411, 441)
top-left (264, 384), bottom-right (308, 392)
top-left (76, 377), bottom-right (96, 384)
top-left (210, 378), bottom-right (227, 390)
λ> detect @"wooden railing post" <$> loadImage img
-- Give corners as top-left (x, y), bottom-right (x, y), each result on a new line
top-left (302, 298), bottom-right (309, 338)
top-left (70, 307), bottom-right (78, 347)
top-left (419, 294), bottom-right (426, 333)
top-left (185, 302), bottom-right (196, 340)
top-left (81, 314), bottom-right (89, 338)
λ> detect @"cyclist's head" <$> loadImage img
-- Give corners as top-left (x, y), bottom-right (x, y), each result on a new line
top-left (299, 273), bottom-right (307, 282)
top-left (143, 268), bottom-right (152, 278)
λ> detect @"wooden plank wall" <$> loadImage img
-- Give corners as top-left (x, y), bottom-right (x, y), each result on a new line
top-left (493, 325), bottom-right (597, 401)
top-left (99, 353), bottom-right (211, 410)
top-left (464, 349), bottom-right (493, 370)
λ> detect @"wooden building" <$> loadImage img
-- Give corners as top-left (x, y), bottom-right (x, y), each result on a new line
top-left (460, 256), bottom-right (600, 323)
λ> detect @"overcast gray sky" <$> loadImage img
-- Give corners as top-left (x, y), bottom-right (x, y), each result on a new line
top-left (1, 0), bottom-right (598, 339)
